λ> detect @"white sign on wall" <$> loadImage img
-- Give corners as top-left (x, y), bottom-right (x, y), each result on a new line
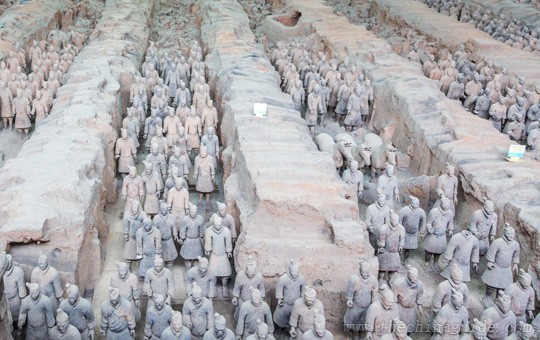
top-left (253, 103), bottom-right (267, 118)
top-left (506, 144), bottom-right (526, 162)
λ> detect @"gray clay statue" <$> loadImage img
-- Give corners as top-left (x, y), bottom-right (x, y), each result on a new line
top-left (274, 259), bottom-right (306, 329)
top-left (232, 256), bottom-right (266, 320)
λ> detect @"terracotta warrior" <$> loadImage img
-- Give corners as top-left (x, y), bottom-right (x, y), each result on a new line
top-left (398, 196), bottom-right (426, 264)
top-left (122, 200), bottom-right (147, 271)
top-left (144, 109), bottom-right (163, 150)
top-left (343, 259), bottom-right (378, 334)
top-left (179, 202), bottom-right (205, 268)
top-left (100, 287), bottom-right (136, 339)
top-left (32, 90), bottom-right (49, 125)
top-left (167, 177), bottom-right (189, 227)
top-left (440, 226), bottom-right (479, 283)
top-left (302, 310), bottom-right (333, 340)
top-left (161, 310), bottom-right (191, 340)
top-left (201, 98), bottom-right (218, 135)
top-left (59, 283), bottom-right (95, 339)
top-left (185, 106), bottom-right (202, 153)
top-left (274, 259), bottom-right (306, 329)
top-left (474, 89), bottom-right (491, 119)
top-left (182, 282), bottom-right (215, 339)
top-left (469, 197), bottom-right (497, 256)
top-left (144, 293), bottom-right (173, 340)
top-left (193, 145), bottom-right (216, 207)
top-left (151, 126), bottom-right (169, 157)
top-left (200, 126), bottom-right (220, 162)
top-left (144, 257), bottom-right (174, 308)
top-left (435, 163), bottom-right (458, 213)
top-left (393, 265), bottom-right (424, 334)
top-left (0, 82), bottom-right (14, 129)
top-left (481, 224), bottom-right (520, 302)
top-left (365, 284), bottom-right (400, 340)
top-left (163, 107), bottom-right (183, 151)
top-left (141, 161), bottom-right (162, 217)
top-left (13, 89), bottom-right (32, 138)
top-left (245, 319), bottom-right (276, 340)
top-left (365, 190), bottom-right (391, 247)
top-left (480, 291), bottom-right (516, 339)
top-left (344, 85), bottom-right (364, 131)
top-left (136, 217), bottom-right (162, 278)
top-left (431, 264), bottom-right (469, 325)
top-left (205, 216), bottom-right (233, 298)
top-left (18, 282), bottom-right (55, 339)
top-left (232, 256), bottom-right (266, 320)
top-left (31, 253), bottom-right (63, 311)
top-left (505, 270), bottom-right (535, 324)
top-left (121, 166), bottom-right (145, 216)
top-left (236, 288), bottom-right (274, 340)
top-left (306, 85), bottom-right (321, 134)
top-left (109, 262), bottom-right (141, 322)
top-left (421, 196), bottom-right (454, 268)
top-left (153, 202), bottom-right (179, 267)
top-left (342, 160), bottom-right (363, 201)
top-left (289, 287), bottom-right (325, 338)
top-left (49, 308), bottom-right (81, 339)
top-left (210, 202), bottom-right (237, 243)
top-left (203, 313), bottom-right (235, 340)
top-left (186, 257), bottom-right (216, 299)
top-left (377, 211), bottom-right (405, 282)
top-left (3, 253), bottom-right (26, 328)
top-left (431, 289), bottom-right (469, 340)
top-left (115, 128), bottom-right (137, 174)
top-left (376, 164), bottom-right (400, 209)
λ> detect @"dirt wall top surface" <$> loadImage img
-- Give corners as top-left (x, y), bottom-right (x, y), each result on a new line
top-left (199, 0), bottom-right (371, 290)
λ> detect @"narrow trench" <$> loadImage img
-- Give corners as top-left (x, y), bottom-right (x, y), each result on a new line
top-left (0, 0), bottom-right (105, 167)
top-left (93, 0), bottom-right (243, 337)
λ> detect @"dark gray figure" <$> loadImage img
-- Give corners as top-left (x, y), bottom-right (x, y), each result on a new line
top-left (3, 253), bottom-right (26, 326)
top-left (182, 283), bottom-right (214, 339)
top-left (480, 291), bottom-right (516, 340)
top-left (161, 310), bottom-right (191, 340)
top-left (203, 313), bottom-right (235, 340)
top-left (59, 284), bottom-right (95, 339)
top-left (481, 224), bottom-right (520, 303)
top-left (273, 259), bottom-right (306, 329)
top-left (185, 257), bottom-right (216, 299)
top-left (153, 202), bottom-right (179, 267)
top-left (144, 294), bottom-right (173, 340)
top-left (136, 217), bottom-right (162, 278)
top-left (99, 287), bottom-right (136, 339)
top-left (18, 282), bottom-right (55, 340)
top-left (232, 256), bottom-right (266, 320)
top-left (398, 196), bottom-right (426, 264)
top-left (343, 259), bottom-right (378, 334)
top-left (236, 289), bottom-right (274, 340)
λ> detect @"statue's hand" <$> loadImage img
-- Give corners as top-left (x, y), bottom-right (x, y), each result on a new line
top-left (100, 330), bottom-right (106, 337)
top-left (346, 299), bottom-right (353, 308)
top-left (227, 252), bottom-right (232, 258)
top-left (121, 195), bottom-right (126, 201)
top-left (290, 327), bottom-right (298, 337)
top-left (278, 298), bottom-right (284, 306)
top-left (232, 297), bottom-right (238, 305)
top-left (472, 263), bottom-right (478, 273)
top-left (486, 262), bottom-right (495, 270)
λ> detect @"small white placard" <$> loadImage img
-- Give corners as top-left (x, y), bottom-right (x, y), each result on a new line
top-left (253, 103), bottom-right (267, 118)
top-left (506, 144), bottom-right (526, 162)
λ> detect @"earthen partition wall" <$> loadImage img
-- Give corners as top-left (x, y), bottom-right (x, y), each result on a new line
top-left (198, 0), bottom-right (374, 329)
top-left (286, 0), bottom-right (540, 283)
top-left (0, 0), bottom-right (155, 294)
